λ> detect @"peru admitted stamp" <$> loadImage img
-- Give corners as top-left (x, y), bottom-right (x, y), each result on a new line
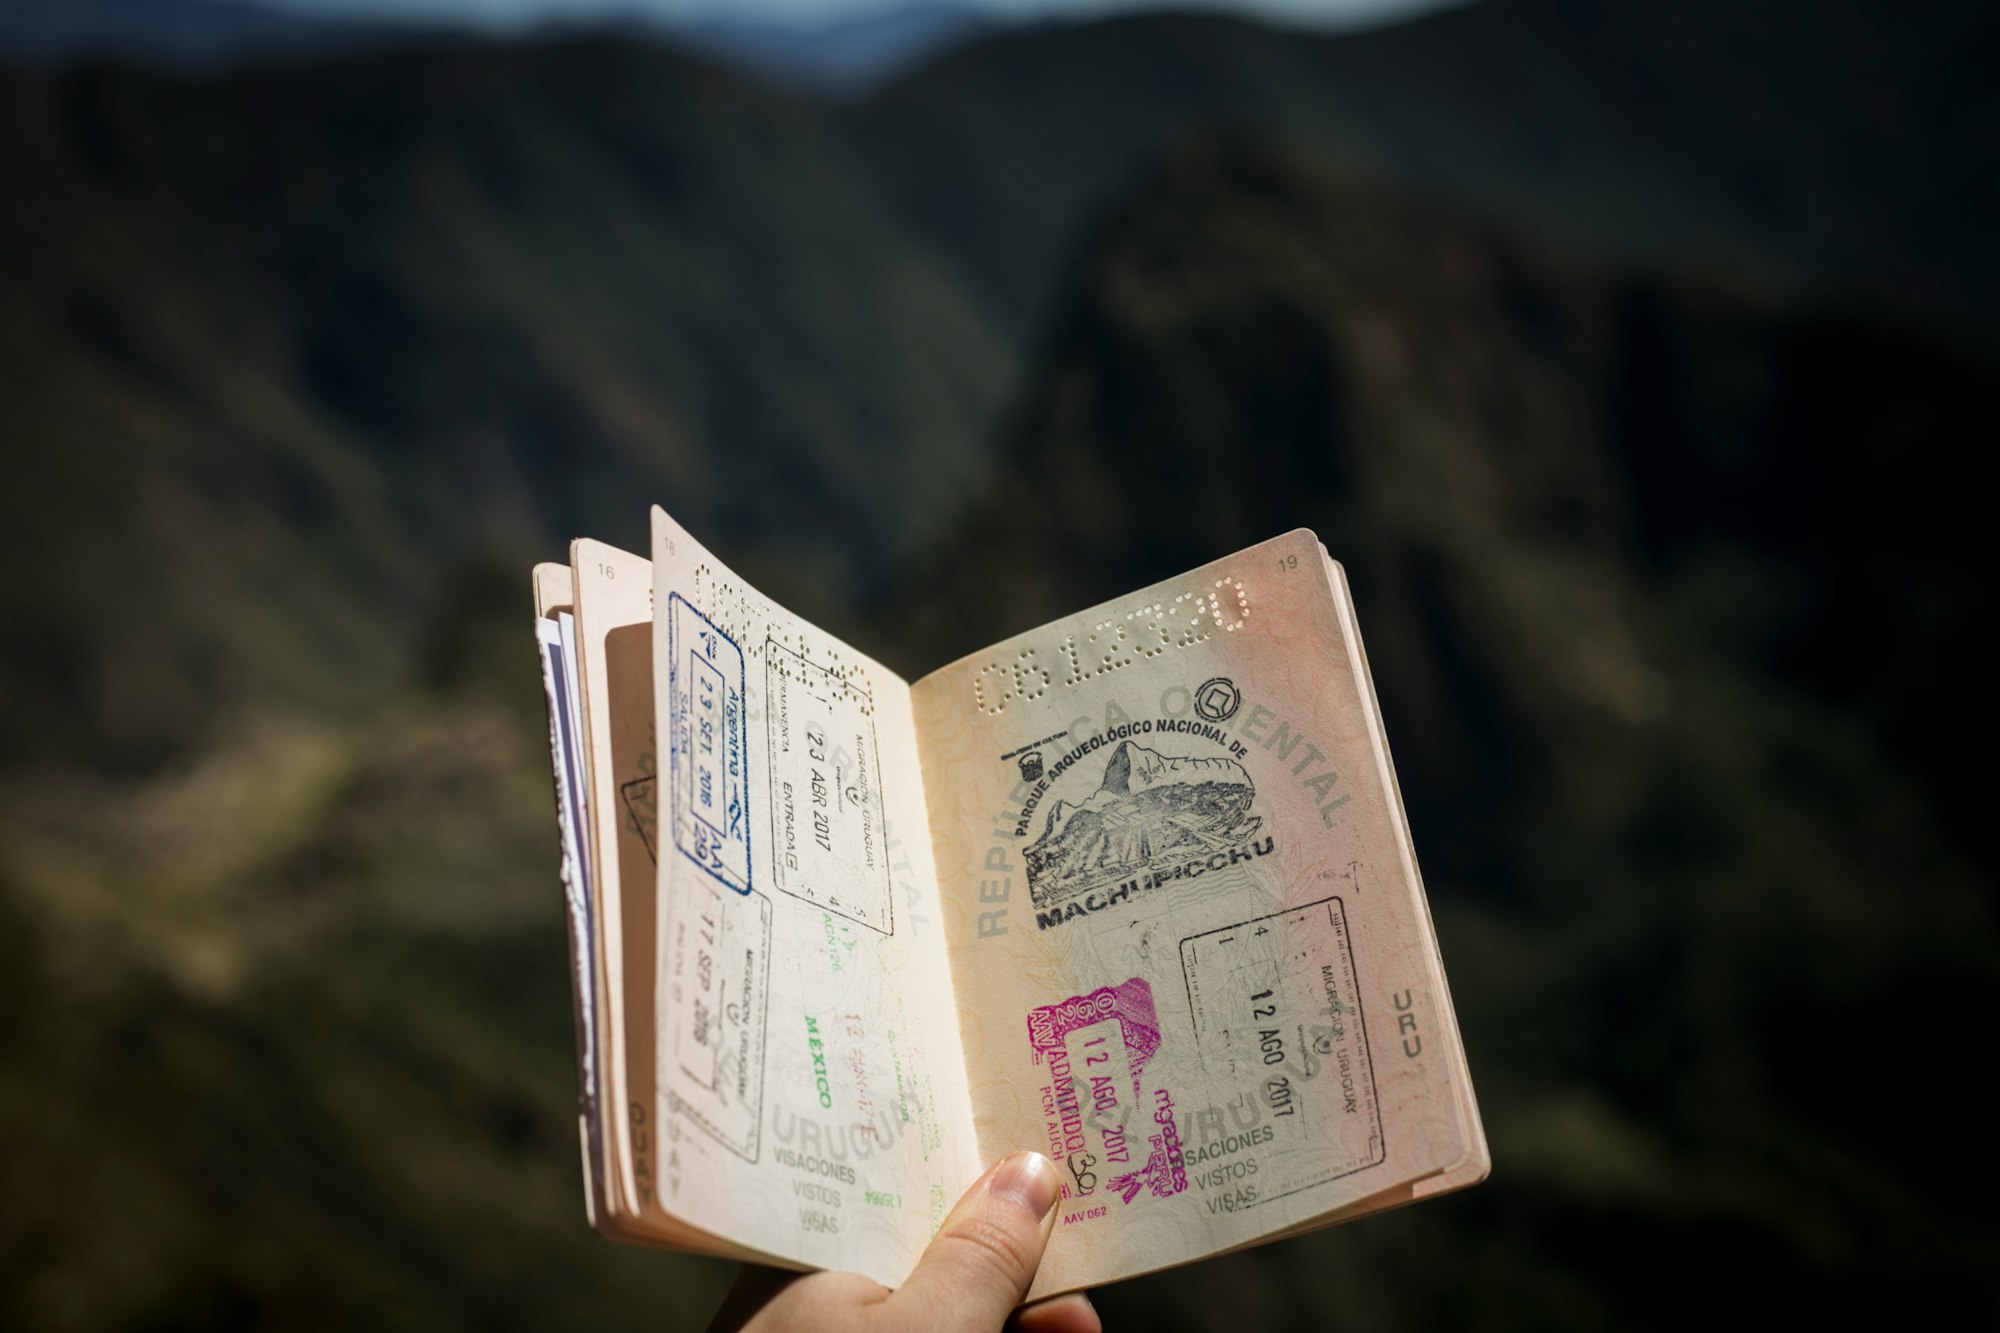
top-left (1026, 978), bottom-right (1188, 1214)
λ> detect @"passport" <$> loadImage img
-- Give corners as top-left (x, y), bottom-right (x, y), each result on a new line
top-left (532, 507), bottom-right (1487, 1297)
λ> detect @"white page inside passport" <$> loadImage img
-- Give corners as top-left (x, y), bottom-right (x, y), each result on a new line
top-left (568, 542), bottom-right (771, 1260)
top-left (911, 529), bottom-right (1478, 1298)
top-left (535, 599), bottom-right (608, 1227)
top-left (648, 507), bottom-right (982, 1285)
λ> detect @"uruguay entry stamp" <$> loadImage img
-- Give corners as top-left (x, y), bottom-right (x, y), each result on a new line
top-left (668, 593), bottom-right (752, 894)
top-left (1179, 897), bottom-right (1384, 1207)
top-left (764, 638), bottom-right (894, 934)
top-left (1026, 978), bottom-right (1188, 1212)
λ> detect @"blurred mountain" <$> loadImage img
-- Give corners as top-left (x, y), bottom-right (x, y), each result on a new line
top-left (0, 0), bottom-right (411, 65)
top-left (0, 0), bottom-right (993, 85)
top-left (1, 11), bottom-right (1996, 1327)
top-left (854, 0), bottom-right (2000, 340)
top-left (877, 132), bottom-right (1997, 1328)
top-left (3, 1), bottom-right (1992, 773)
top-left (668, 2), bottom-right (995, 91)
top-left (0, 38), bottom-right (1011, 770)
top-left (3, 116), bottom-right (1990, 1331)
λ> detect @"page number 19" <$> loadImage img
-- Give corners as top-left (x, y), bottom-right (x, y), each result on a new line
top-left (1278, 553), bottom-right (1299, 572)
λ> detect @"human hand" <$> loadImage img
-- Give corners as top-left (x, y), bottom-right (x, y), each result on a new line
top-left (706, 1151), bottom-right (1100, 1333)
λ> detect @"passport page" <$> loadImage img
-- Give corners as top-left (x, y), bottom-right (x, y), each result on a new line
top-left (569, 542), bottom-right (770, 1259)
top-left (911, 530), bottom-right (1480, 1296)
top-left (534, 565), bottom-right (607, 1230)
top-left (648, 508), bottom-right (982, 1284)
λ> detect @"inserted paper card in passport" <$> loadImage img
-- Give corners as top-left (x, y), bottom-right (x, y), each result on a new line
top-left (533, 510), bottom-right (1485, 1295)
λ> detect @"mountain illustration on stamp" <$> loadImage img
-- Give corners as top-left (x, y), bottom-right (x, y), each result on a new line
top-left (1023, 741), bottom-right (1261, 909)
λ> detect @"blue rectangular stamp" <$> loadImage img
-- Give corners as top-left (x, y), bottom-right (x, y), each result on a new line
top-left (667, 593), bottom-right (752, 894)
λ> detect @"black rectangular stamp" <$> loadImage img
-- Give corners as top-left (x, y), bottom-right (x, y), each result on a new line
top-left (1178, 896), bottom-right (1385, 1205)
top-left (763, 638), bottom-right (894, 935)
top-left (666, 881), bottom-right (773, 1161)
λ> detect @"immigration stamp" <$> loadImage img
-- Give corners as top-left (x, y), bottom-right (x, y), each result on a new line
top-left (1020, 733), bottom-right (1268, 922)
top-left (1026, 978), bottom-right (1188, 1210)
top-left (667, 593), bottom-right (752, 894)
top-left (1178, 896), bottom-right (1384, 1207)
top-left (764, 638), bottom-right (894, 934)
top-left (667, 879), bottom-right (773, 1161)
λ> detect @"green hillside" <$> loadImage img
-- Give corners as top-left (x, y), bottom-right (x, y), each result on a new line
top-left (2, 3), bottom-right (1994, 1328)
top-left (877, 136), bottom-right (1998, 1325)
top-left (4, 1), bottom-right (1991, 769)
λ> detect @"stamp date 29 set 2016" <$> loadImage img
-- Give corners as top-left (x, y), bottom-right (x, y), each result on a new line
top-left (665, 594), bottom-right (771, 1164)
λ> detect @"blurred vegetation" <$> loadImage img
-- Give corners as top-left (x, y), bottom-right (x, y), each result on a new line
top-left (1, 2), bottom-right (1995, 1330)
top-left (885, 136), bottom-right (1998, 1327)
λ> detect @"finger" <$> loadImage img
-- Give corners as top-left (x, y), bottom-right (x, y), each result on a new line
top-left (890, 1151), bottom-right (1061, 1330)
top-left (1009, 1291), bottom-right (1103, 1333)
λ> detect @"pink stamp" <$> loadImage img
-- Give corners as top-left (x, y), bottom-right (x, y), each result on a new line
top-left (1027, 978), bottom-right (1188, 1211)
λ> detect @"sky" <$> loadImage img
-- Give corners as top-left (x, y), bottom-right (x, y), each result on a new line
top-left (260, 0), bottom-right (1464, 34)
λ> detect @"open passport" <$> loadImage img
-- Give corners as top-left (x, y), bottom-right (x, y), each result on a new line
top-left (532, 507), bottom-right (1487, 1298)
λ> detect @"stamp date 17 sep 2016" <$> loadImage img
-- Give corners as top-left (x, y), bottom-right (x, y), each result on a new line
top-left (1027, 978), bottom-right (1188, 1211)
top-left (1179, 896), bottom-right (1384, 1208)
top-left (667, 879), bottom-right (773, 1162)
top-left (664, 591), bottom-right (772, 1164)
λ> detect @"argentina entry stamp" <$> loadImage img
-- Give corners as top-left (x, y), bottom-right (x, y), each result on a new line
top-left (668, 593), bottom-right (752, 895)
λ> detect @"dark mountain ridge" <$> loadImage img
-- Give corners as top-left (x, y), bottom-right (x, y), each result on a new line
top-left (854, 0), bottom-right (2000, 339)
top-left (670, 1), bottom-right (995, 91)
top-left (878, 134), bottom-right (1996, 1327)
top-left (4, 1), bottom-right (1991, 771)
top-left (2, 11), bottom-right (1995, 1332)
top-left (0, 0), bottom-right (424, 65)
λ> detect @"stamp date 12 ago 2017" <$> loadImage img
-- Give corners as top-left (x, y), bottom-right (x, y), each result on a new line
top-left (1026, 978), bottom-right (1188, 1219)
top-left (1025, 898), bottom-right (1387, 1226)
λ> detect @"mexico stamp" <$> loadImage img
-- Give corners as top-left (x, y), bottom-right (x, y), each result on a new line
top-left (764, 638), bottom-right (894, 934)
top-left (1178, 896), bottom-right (1384, 1207)
top-left (667, 593), bottom-right (752, 894)
top-left (667, 879), bottom-right (773, 1161)
top-left (1026, 978), bottom-right (1188, 1209)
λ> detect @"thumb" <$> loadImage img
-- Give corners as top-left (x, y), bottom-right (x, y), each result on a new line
top-left (889, 1152), bottom-right (1062, 1330)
